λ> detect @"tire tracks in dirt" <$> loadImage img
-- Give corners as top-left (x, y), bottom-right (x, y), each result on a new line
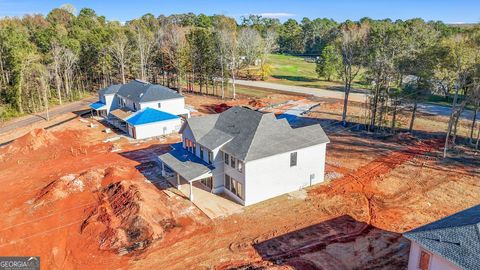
top-left (310, 138), bottom-right (442, 226)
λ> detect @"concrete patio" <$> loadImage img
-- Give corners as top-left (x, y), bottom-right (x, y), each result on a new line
top-left (176, 181), bottom-right (243, 219)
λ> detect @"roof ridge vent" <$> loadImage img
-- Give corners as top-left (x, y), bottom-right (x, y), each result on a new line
top-left (134, 79), bottom-right (150, 84)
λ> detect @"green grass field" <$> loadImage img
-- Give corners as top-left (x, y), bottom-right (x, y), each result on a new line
top-left (266, 54), bottom-right (369, 92)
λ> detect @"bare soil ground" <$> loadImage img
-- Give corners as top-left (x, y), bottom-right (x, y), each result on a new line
top-left (0, 91), bottom-right (478, 270)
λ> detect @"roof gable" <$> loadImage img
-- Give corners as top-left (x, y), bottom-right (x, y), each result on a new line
top-left (99, 84), bottom-right (122, 95)
top-left (116, 79), bottom-right (183, 103)
top-left (404, 204), bottom-right (480, 270)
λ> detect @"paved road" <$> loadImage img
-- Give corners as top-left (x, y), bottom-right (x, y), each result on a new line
top-left (235, 79), bottom-right (368, 103)
top-left (0, 97), bottom-right (96, 135)
top-left (235, 79), bottom-right (479, 120)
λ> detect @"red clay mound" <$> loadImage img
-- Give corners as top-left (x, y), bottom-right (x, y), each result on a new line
top-left (33, 169), bottom-right (105, 207)
top-left (80, 181), bottom-right (177, 255)
top-left (4, 128), bottom-right (58, 154)
top-left (248, 99), bottom-right (267, 108)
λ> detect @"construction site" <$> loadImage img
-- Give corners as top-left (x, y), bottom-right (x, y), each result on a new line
top-left (0, 89), bottom-right (479, 270)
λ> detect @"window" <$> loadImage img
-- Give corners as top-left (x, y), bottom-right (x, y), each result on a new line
top-left (199, 146), bottom-right (204, 159)
top-left (224, 153), bottom-right (229, 165)
top-left (224, 174), bottom-right (231, 190)
top-left (290, 152), bottom-right (297, 167)
top-left (208, 151), bottom-right (213, 164)
top-left (201, 177), bottom-right (212, 189)
top-left (133, 103), bottom-right (137, 111)
top-left (224, 174), bottom-right (243, 200)
top-left (419, 250), bottom-right (431, 270)
top-left (232, 180), bottom-right (243, 200)
top-left (158, 102), bottom-right (162, 108)
top-left (237, 161), bottom-right (243, 173)
top-left (185, 139), bottom-right (196, 153)
top-left (230, 156), bottom-right (236, 168)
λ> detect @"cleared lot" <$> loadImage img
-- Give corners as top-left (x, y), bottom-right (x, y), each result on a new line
top-left (0, 90), bottom-right (478, 270)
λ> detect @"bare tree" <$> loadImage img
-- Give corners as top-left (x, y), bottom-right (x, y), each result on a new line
top-left (50, 43), bottom-right (63, 104)
top-left (221, 29), bottom-right (239, 99)
top-left (39, 65), bottom-right (50, 121)
top-left (109, 31), bottom-right (129, 84)
top-left (133, 24), bottom-right (154, 81)
top-left (238, 28), bottom-right (263, 69)
top-left (61, 47), bottom-right (77, 99)
top-left (442, 35), bottom-right (475, 157)
top-left (158, 24), bottom-right (187, 92)
top-left (338, 22), bottom-right (369, 126)
top-left (263, 29), bottom-right (278, 56)
top-left (216, 28), bottom-right (233, 99)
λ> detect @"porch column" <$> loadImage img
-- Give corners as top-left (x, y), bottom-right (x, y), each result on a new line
top-left (189, 181), bottom-right (193, 201)
top-left (176, 173), bottom-right (180, 188)
top-left (161, 162), bottom-right (165, 177)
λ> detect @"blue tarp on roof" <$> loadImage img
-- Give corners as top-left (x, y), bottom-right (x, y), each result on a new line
top-left (90, 101), bottom-right (106, 110)
top-left (126, 107), bottom-right (179, 126)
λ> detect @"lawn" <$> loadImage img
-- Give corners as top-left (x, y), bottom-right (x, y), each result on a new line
top-left (266, 54), bottom-right (369, 92)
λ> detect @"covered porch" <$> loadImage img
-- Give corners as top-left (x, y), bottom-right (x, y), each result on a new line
top-left (159, 143), bottom-right (242, 218)
top-left (89, 101), bottom-right (107, 117)
top-left (159, 143), bottom-right (214, 202)
top-left (108, 108), bottom-right (135, 132)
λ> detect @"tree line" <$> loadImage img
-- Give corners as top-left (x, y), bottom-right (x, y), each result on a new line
top-left (0, 6), bottom-right (479, 155)
top-left (312, 18), bottom-right (480, 155)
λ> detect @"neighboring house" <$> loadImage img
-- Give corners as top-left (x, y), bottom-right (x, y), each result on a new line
top-left (158, 106), bottom-right (329, 206)
top-left (404, 204), bottom-right (480, 270)
top-left (89, 79), bottom-right (190, 139)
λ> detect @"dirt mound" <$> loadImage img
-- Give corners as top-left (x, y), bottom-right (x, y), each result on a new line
top-left (211, 103), bottom-right (232, 113)
top-left (248, 99), bottom-right (267, 108)
top-left (34, 169), bottom-right (105, 206)
top-left (1, 128), bottom-right (57, 156)
top-left (80, 181), bottom-right (177, 254)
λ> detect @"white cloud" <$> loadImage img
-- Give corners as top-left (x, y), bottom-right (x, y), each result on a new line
top-left (255, 12), bottom-right (296, 19)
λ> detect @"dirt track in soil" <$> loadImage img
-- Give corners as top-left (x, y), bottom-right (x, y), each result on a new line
top-left (0, 92), bottom-right (478, 270)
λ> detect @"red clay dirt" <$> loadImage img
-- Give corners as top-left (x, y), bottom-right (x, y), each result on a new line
top-left (0, 128), bottom-right (209, 270)
top-left (0, 93), bottom-right (479, 270)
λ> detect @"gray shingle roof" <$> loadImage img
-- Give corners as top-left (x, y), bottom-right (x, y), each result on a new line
top-left (99, 84), bottom-right (122, 95)
top-left (158, 143), bottom-right (213, 181)
top-left (185, 106), bottom-right (330, 162)
top-left (116, 79), bottom-right (183, 103)
top-left (404, 204), bottom-right (480, 270)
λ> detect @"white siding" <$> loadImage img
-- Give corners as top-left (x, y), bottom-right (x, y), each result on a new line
top-left (129, 118), bottom-right (182, 140)
top-left (243, 143), bottom-right (327, 206)
top-left (140, 98), bottom-right (189, 116)
top-left (181, 124), bottom-right (228, 193)
top-left (120, 97), bottom-right (140, 112)
top-left (103, 93), bottom-right (119, 114)
top-left (407, 242), bottom-right (459, 270)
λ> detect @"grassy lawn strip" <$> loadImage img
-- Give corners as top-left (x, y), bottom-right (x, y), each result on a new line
top-left (267, 54), bottom-right (369, 92)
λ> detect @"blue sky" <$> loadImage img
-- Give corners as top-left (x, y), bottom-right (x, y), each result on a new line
top-left (0, 0), bottom-right (479, 24)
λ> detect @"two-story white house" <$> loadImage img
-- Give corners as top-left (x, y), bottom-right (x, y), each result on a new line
top-left (158, 106), bottom-right (330, 206)
top-left (404, 204), bottom-right (480, 270)
top-left (89, 79), bottom-right (190, 139)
